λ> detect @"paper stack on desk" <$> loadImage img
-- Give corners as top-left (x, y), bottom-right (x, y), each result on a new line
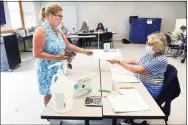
top-left (110, 68), bottom-right (139, 83)
top-left (108, 89), bottom-right (150, 113)
top-left (92, 49), bottom-right (123, 60)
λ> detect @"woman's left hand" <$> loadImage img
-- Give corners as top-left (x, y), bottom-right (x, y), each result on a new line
top-left (84, 49), bottom-right (93, 56)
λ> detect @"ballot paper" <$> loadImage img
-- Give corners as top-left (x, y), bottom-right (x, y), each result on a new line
top-left (110, 68), bottom-right (139, 83)
top-left (92, 49), bottom-right (123, 60)
top-left (110, 68), bottom-right (132, 74)
top-left (108, 90), bottom-right (150, 113)
top-left (119, 87), bottom-right (138, 95)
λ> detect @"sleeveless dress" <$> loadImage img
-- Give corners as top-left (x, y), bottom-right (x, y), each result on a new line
top-left (35, 22), bottom-right (66, 95)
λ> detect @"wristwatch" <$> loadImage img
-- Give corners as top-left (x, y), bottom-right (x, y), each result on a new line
top-left (117, 60), bottom-right (121, 64)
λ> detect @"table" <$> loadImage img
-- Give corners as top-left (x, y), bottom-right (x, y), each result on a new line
top-left (71, 32), bottom-right (116, 35)
top-left (99, 58), bottom-right (166, 125)
top-left (67, 35), bottom-right (96, 39)
top-left (41, 49), bottom-right (166, 125)
top-left (67, 35), bottom-right (96, 49)
top-left (22, 35), bottom-right (33, 52)
top-left (41, 53), bottom-right (102, 125)
top-left (71, 32), bottom-right (116, 49)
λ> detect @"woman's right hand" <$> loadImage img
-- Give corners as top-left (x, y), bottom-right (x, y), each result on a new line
top-left (132, 60), bottom-right (140, 65)
top-left (57, 53), bottom-right (71, 60)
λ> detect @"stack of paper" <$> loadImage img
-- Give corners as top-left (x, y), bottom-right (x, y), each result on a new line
top-left (108, 89), bottom-right (150, 113)
top-left (110, 68), bottom-right (139, 83)
top-left (92, 49), bottom-right (123, 60)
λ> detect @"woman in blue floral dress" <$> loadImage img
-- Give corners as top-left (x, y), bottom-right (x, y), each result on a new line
top-left (33, 4), bottom-right (93, 106)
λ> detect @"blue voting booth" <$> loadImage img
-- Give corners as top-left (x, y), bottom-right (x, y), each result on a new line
top-left (129, 18), bottom-right (162, 43)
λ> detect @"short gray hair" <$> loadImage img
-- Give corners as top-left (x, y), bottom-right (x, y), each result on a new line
top-left (147, 33), bottom-right (167, 53)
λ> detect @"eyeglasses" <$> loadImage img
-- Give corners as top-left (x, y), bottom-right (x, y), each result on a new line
top-left (54, 14), bottom-right (63, 18)
top-left (146, 41), bottom-right (153, 46)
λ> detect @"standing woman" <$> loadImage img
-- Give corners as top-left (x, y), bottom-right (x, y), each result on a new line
top-left (33, 4), bottom-right (93, 106)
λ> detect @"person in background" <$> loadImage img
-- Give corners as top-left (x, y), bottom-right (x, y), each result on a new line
top-left (107, 33), bottom-right (168, 99)
top-left (96, 23), bottom-right (105, 32)
top-left (79, 21), bottom-right (91, 46)
top-left (60, 23), bottom-right (70, 37)
top-left (79, 21), bottom-right (89, 32)
top-left (171, 25), bottom-right (187, 44)
top-left (33, 4), bottom-right (93, 107)
top-left (60, 23), bottom-right (73, 43)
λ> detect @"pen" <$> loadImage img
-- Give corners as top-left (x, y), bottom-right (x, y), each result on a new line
top-left (98, 89), bottom-right (111, 93)
top-left (119, 87), bottom-right (135, 89)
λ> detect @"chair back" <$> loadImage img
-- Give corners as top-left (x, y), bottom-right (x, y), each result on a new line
top-left (101, 32), bottom-right (113, 42)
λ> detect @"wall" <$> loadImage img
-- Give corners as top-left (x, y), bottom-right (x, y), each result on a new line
top-left (175, 19), bottom-right (187, 30)
top-left (77, 2), bottom-right (186, 40)
top-left (2, 1), bottom-right (186, 41)
top-left (39, 2), bottom-right (186, 40)
top-left (22, 2), bottom-right (37, 28)
top-left (34, 1), bottom-right (43, 25)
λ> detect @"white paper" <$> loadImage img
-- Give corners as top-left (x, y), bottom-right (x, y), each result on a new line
top-left (92, 49), bottom-right (123, 60)
top-left (119, 88), bottom-right (139, 95)
top-left (110, 68), bottom-right (132, 74)
top-left (107, 92), bottom-right (150, 113)
top-left (112, 74), bottom-right (139, 83)
top-left (110, 68), bottom-right (139, 83)
top-left (147, 19), bottom-right (152, 24)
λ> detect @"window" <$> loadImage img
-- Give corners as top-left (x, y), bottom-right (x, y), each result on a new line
top-left (8, 2), bottom-right (22, 29)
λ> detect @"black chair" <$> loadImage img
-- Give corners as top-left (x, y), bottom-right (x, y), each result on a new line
top-left (165, 33), bottom-right (180, 58)
top-left (180, 36), bottom-right (187, 63)
top-left (89, 30), bottom-right (94, 33)
top-left (155, 64), bottom-right (181, 125)
top-left (100, 32), bottom-right (114, 49)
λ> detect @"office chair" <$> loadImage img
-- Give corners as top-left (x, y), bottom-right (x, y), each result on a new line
top-left (89, 30), bottom-right (94, 33)
top-left (155, 64), bottom-right (181, 125)
top-left (180, 36), bottom-right (187, 63)
top-left (100, 32), bottom-right (114, 49)
top-left (172, 33), bottom-right (187, 60)
top-left (165, 33), bottom-right (180, 58)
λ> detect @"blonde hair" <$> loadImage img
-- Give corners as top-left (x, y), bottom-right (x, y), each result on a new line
top-left (40, 4), bottom-right (63, 21)
top-left (148, 33), bottom-right (167, 53)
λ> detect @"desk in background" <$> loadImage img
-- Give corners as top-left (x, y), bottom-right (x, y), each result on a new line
top-left (67, 35), bottom-right (96, 48)
top-left (71, 32), bottom-right (116, 49)
top-left (22, 35), bottom-right (33, 52)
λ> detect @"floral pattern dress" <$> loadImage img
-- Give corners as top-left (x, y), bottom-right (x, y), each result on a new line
top-left (35, 22), bottom-right (66, 95)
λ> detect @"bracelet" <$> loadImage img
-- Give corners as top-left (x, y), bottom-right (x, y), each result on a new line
top-left (56, 55), bottom-right (61, 60)
top-left (82, 49), bottom-right (86, 54)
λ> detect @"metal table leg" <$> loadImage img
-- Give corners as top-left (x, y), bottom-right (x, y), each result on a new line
top-left (22, 38), bottom-right (32, 52)
top-left (85, 120), bottom-right (89, 125)
top-left (112, 118), bottom-right (117, 125)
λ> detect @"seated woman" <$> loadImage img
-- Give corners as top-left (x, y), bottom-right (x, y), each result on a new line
top-left (60, 24), bottom-right (72, 43)
top-left (107, 33), bottom-right (168, 99)
top-left (96, 23), bottom-right (105, 32)
top-left (171, 25), bottom-right (187, 45)
top-left (79, 21), bottom-right (89, 33)
top-left (60, 23), bottom-right (70, 37)
top-left (79, 21), bottom-right (91, 46)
